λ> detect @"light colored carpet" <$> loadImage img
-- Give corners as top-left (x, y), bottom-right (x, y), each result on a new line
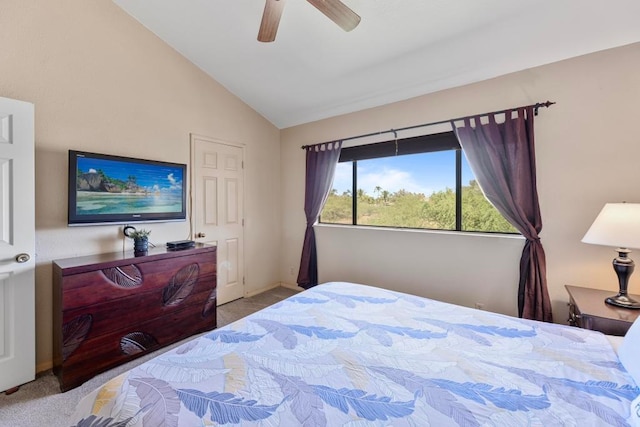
top-left (0, 286), bottom-right (299, 427)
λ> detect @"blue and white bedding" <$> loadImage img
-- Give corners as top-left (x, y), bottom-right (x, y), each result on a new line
top-left (69, 282), bottom-right (639, 426)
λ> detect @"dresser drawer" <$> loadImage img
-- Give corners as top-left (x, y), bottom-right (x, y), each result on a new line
top-left (576, 313), bottom-right (632, 336)
top-left (60, 251), bottom-right (216, 310)
top-left (59, 304), bottom-right (216, 391)
top-left (62, 283), bottom-right (216, 342)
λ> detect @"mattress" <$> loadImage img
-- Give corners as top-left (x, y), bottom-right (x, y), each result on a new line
top-left (69, 281), bottom-right (639, 426)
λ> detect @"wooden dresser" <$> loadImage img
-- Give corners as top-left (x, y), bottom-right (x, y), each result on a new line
top-left (53, 244), bottom-right (217, 391)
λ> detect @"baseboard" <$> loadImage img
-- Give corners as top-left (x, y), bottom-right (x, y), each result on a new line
top-left (279, 282), bottom-right (304, 292)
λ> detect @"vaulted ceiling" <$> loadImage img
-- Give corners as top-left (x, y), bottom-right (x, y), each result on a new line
top-left (113, 0), bottom-right (640, 129)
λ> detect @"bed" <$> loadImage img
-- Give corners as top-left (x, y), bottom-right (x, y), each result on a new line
top-left (69, 282), bottom-right (639, 426)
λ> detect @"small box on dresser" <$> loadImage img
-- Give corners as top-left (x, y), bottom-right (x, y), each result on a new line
top-left (53, 244), bottom-right (216, 391)
top-left (565, 284), bottom-right (640, 336)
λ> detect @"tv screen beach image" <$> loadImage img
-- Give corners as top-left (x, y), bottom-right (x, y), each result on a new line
top-left (75, 156), bottom-right (184, 215)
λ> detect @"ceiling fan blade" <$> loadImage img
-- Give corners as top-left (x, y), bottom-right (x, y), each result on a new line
top-left (306, 0), bottom-right (361, 32)
top-left (258, 0), bottom-right (286, 42)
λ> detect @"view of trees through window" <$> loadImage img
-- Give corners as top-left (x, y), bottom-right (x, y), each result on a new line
top-left (321, 150), bottom-right (517, 233)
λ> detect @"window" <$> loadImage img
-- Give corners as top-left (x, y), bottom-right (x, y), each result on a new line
top-left (321, 131), bottom-right (517, 233)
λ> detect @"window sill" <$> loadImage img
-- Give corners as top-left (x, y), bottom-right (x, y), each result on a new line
top-left (315, 222), bottom-right (525, 241)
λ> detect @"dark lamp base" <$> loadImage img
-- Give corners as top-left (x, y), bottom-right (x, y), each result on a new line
top-left (606, 249), bottom-right (640, 309)
top-left (605, 294), bottom-right (640, 309)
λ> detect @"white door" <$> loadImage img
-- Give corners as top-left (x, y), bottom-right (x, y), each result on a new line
top-left (191, 135), bottom-right (245, 305)
top-left (0, 97), bottom-right (35, 393)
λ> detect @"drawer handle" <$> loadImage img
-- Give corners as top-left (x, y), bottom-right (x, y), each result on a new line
top-left (568, 311), bottom-right (582, 322)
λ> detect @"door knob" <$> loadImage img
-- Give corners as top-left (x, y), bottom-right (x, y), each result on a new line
top-left (16, 253), bottom-right (30, 263)
top-left (196, 232), bottom-right (206, 238)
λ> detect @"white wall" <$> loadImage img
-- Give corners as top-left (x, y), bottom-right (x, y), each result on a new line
top-left (317, 225), bottom-right (524, 316)
top-left (280, 43), bottom-right (640, 322)
top-left (0, 0), bottom-right (282, 371)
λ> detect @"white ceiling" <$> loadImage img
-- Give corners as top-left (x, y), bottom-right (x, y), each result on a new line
top-left (113, 0), bottom-right (640, 129)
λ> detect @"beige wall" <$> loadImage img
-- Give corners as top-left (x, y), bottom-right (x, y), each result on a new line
top-left (281, 43), bottom-right (640, 320)
top-left (0, 0), bottom-right (282, 372)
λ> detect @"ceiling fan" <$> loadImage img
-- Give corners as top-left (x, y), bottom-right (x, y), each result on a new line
top-left (258, 0), bottom-right (361, 42)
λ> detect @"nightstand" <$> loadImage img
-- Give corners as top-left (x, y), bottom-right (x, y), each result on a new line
top-left (565, 285), bottom-right (640, 336)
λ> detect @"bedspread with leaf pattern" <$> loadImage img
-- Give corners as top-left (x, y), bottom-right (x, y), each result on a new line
top-left (69, 282), bottom-right (639, 426)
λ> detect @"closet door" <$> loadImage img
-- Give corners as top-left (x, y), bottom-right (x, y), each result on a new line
top-left (191, 134), bottom-right (245, 305)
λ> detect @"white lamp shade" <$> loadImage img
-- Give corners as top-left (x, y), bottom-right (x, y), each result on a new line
top-left (582, 203), bottom-right (640, 249)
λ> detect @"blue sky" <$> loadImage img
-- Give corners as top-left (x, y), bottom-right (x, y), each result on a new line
top-left (332, 151), bottom-right (475, 196)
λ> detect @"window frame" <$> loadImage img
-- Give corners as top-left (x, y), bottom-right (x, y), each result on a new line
top-left (322, 131), bottom-right (517, 235)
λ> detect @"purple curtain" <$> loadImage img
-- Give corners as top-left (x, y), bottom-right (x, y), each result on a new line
top-left (453, 107), bottom-right (552, 322)
top-left (297, 141), bottom-right (342, 289)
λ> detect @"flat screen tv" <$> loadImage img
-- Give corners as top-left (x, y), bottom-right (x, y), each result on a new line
top-left (68, 150), bottom-right (187, 226)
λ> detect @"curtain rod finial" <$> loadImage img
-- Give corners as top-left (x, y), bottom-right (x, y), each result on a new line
top-left (533, 100), bottom-right (556, 116)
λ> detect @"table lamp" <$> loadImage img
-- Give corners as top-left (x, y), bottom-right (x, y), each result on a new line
top-left (582, 203), bottom-right (640, 309)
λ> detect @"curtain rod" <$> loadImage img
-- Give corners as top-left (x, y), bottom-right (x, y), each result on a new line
top-left (300, 100), bottom-right (555, 149)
